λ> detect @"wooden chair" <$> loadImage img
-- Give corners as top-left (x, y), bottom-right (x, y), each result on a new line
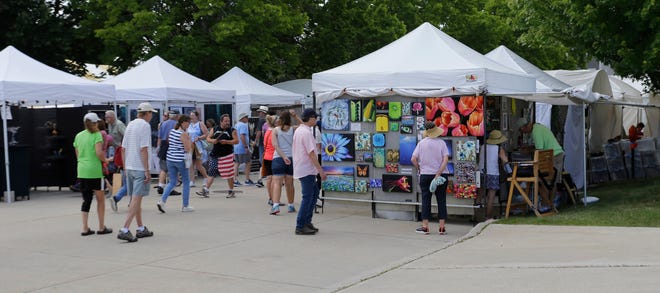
top-left (505, 149), bottom-right (558, 218)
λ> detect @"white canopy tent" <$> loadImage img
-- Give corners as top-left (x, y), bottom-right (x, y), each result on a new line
top-left (312, 22), bottom-right (536, 103)
top-left (103, 56), bottom-right (235, 103)
top-left (272, 79), bottom-right (312, 109)
top-left (0, 45), bottom-right (116, 203)
top-left (211, 67), bottom-right (304, 120)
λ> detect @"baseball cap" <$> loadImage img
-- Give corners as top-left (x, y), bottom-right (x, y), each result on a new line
top-left (257, 106), bottom-right (269, 113)
top-left (83, 112), bottom-right (101, 122)
top-left (169, 109), bottom-right (180, 115)
top-left (137, 102), bottom-right (157, 113)
top-left (301, 108), bottom-right (318, 121)
top-left (238, 112), bottom-right (249, 120)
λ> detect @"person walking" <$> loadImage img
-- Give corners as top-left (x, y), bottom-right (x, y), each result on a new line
top-left (197, 114), bottom-right (238, 198)
top-left (233, 113), bottom-right (253, 186)
top-left (270, 110), bottom-right (301, 215)
top-left (74, 112), bottom-right (112, 236)
top-left (117, 103), bottom-right (157, 242)
top-left (292, 109), bottom-right (326, 235)
top-left (106, 109), bottom-right (131, 212)
top-left (262, 115), bottom-right (276, 206)
top-left (187, 110), bottom-right (210, 187)
top-left (156, 110), bottom-right (181, 195)
top-left (254, 106), bottom-right (269, 187)
top-left (411, 122), bottom-right (450, 235)
top-left (157, 115), bottom-right (194, 213)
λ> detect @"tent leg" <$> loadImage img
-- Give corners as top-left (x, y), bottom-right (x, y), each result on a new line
top-left (582, 104), bottom-right (587, 205)
top-left (3, 107), bottom-right (12, 204)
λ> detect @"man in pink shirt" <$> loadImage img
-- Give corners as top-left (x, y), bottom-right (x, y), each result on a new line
top-left (411, 122), bottom-right (450, 235)
top-left (292, 109), bottom-right (327, 235)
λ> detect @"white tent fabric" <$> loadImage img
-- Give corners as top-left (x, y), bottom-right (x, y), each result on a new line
top-left (212, 67), bottom-right (304, 118)
top-left (273, 79), bottom-right (313, 108)
top-left (312, 22), bottom-right (536, 103)
top-left (564, 105), bottom-right (586, 189)
top-left (103, 56), bottom-right (234, 103)
top-left (0, 46), bottom-right (115, 105)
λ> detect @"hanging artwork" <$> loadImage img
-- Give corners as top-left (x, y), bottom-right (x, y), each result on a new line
top-left (399, 136), bottom-right (416, 165)
top-left (402, 102), bottom-right (412, 116)
top-left (356, 164), bottom-right (370, 177)
top-left (401, 115), bottom-right (415, 126)
top-left (321, 99), bottom-right (350, 131)
top-left (389, 122), bottom-right (399, 132)
top-left (355, 180), bottom-right (368, 193)
top-left (412, 102), bottom-right (424, 116)
top-left (350, 100), bottom-right (362, 122)
top-left (355, 152), bottom-right (364, 162)
top-left (355, 132), bottom-right (371, 151)
top-left (373, 148), bottom-right (385, 168)
top-left (388, 101), bottom-right (402, 120)
top-left (446, 162), bottom-right (455, 175)
top-left (454, 184), bottom-right (477, 199)
top-left (321, 166), bottom-right (355, 192)
top-left (386, 163), bottom-right (399, 173)
top-left (363, 152), bottom-right (373, 162)
top-left (376, 101), bottom-right (389, 111)
top-left (400, 126), bottom-right (413, 134)
top-left (362, 99), bottom-right (376, 122)
top-left (386, 149), bottom-right (399, 163)
top-left (424, 96), bottom-right (484, 137)
top-left (455, 162), bottom-right (478, 183)
top-left (443, 139), bottom-right (453, 159)
top-left (455, 140), bottom-right (477, 161)
top-left (322, 133), bottom-right (355, 162)
top-left (382, 174), bottom-right (413, 193)
top-left (369, 178), bottom-right (382, 188)
top-left (375, 114), bottom-right (389, 132)
top-left (416, 116), bottom-right (426, 131)
top-left (372, 133), bottom-right (385, 148)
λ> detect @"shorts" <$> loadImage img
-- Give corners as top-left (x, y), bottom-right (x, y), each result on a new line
top-left (125, 169), bottom-right (150, 196)
top-left (159, 159), bottom-right (167, 172)
top-left (486, 174), bottom-right (501, 190)
top-left (234, 153), bottom-right (250, 164)
top-left (208, 154), bottom-right (235, 179)
top-left (271, 157), bottom-right (293, 176)
top-left (80, 178), bottom-right (103, 192)
top-left (261, 159), bottom-right (273, 177)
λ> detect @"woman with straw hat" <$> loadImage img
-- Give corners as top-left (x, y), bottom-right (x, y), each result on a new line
top-left (479, 130), bottom-right (510, 219)
top-left (411, 121), bottom-right (450, 235)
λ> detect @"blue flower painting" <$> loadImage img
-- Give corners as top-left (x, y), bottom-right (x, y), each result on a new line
top-left (322, 133), bottom-right (355, 162)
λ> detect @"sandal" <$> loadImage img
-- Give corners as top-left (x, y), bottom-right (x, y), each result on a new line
top-left (96, 227), bottom-right (113, 235)
top-left (439, 227), bottom-right (447, 235)
top-left (81, 229), bottom-right (95, 236)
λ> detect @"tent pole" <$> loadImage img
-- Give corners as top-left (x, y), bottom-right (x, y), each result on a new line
top-left (3, 105), bottom-right (12, 204)
top-left (583, 103), bottom-right (588, 205)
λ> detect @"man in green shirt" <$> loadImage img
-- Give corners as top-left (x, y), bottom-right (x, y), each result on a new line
top-left (516, 117), bottom-right (564, 185)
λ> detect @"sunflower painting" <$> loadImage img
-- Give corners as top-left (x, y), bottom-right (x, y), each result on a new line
top-left (322, 133), bottom-right (355, 162)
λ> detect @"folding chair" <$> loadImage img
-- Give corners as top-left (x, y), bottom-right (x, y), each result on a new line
top-left (505, 149), bottom-right (557, 218)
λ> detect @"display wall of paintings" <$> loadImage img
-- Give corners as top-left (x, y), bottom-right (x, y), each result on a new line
top-left (449, 138), bottom-right (479, 199)
top-left (425, 96), bottom-right (484, 137)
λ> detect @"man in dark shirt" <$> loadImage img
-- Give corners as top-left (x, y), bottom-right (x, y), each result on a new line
top-left (197, 114), bottom-right (238, 198)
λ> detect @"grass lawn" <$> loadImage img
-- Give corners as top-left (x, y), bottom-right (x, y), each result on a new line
top-left (498, 177), bottom-right (660, 227)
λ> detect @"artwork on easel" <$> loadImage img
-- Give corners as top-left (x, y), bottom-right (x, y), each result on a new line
top-left (362, 99), bottom-right (376, 122)
top-left (373, 148), bottom-right (385, 168)
top-left (399, 136), bottom-right (416, 165)
top-left (390, 122), bottom-right (399, 132)
top-left (350, 100), bottom-right (362, 122)
top-left (389, 101), bottom-right (402, 120)
top-left (321, 166), bottom-right (355, 192)
top-left (321, 99), bottom-right (350, 131)
top-left (356, 164), bottom-right (369, 177)
top-left (402, 102), bottom-right (412, 116)
top-left (355, 133), bottom-right (371, 151)
top-left (386, 149), bottom-right (399, 163)
top-left (355, 180), bottom-right (368, 193)
top-left (382, 174), bottom-right (413, 193)
top-left (322, 133), bottom-right (355, 162)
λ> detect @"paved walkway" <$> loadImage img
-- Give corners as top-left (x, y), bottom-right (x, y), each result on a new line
top-left (1, 181), bottom-right (659, 292)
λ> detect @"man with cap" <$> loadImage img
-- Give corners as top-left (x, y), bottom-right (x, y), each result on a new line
top-left (516, 117), bottom-right (564, 185)
top-left (156, 110), bottom-right (181, 195)
top-left (411, 122), bottom-right (450, 235)
top-left (233, 112), bottom-right (254, 186)
top-left (117, 102), bottom-right (157, 242)
top-left (254, 106), bottom-right (269, 187)
top-left (292, 108), bottom-right (326, 235)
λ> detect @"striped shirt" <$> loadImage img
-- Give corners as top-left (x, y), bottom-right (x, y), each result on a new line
top-left (166, 129), bottom-right (185, 162)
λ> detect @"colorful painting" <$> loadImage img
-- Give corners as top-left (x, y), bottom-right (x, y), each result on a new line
top-left (402, 102), bottom-right (412, 116)
top-left (400, 126), bottom-right (413, 134)
top-left (362, 99), bottom-right (376, 122)
top-left (321, 99), bottom-right (350, 131)
top-left (399, 136), bottom-right (416, 165)
top-left (454, 184), bottom-right (477, 199)
top-left (382, 174), bottom-right (413, 193)
top-left (388, 102), bottom-right (402, 120)
top-left (416, 116), bottom-right (426, 131)
top-left (446, 162), bottom-right (455, 174)
top-left (370, 178), bottom-right (382, 188)
top-left (455, 140), bottom-right (477, 161)
top-left (401, 115), bottom-right (415, 126)
top-left (376, 114), bottom-right (389, 132)
top-left (363, 152), bottom-right (373, 162)
top-left (376, 101), bottom-right (389, 111)
top-left (373, 148), bottom-right (385, 168)
top-left (455, 162), bottom-right (478, 183)
top-left (443, 139), bottom-right (453, 159)
top-left (386, 163), bottom-right (399, 173)
top-left (424, 96), bottom-right (484, 137)
top-left (386, 149), bottom-right (399, 163)
top-left (389, 122), bottom-right (399, 132)
top-left (355, 180), bottom-right (368, 193)
top-left (356, 164), bottom-right (370, 177)
top-left (321, 166), bottom-right (355, 192)
top-left (355, 132), bottom-right (371, 151)
top-left (322, 133), bottom-right (355, 162)
top-left (372, 133), bottom-right (385, 147)
top-left (355, 152), bottom-right (364, 162)
top-left (350, 100), bottom-right (362, 122)
top-left (412, 102), bottom-right (424, 116)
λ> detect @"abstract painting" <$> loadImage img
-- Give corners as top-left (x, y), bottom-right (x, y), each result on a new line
top-left (375, 100), bottom-right (389, 111)
top-left (454, 184), bottom-right (477, 199)
top-left (455, 162), bottom-right (478, 183)
top-left (355, 132), bottom-right (371, 151)
top-left (322, 133), bottom-right (355, 162)
top-left (446, 162), bottom-right (454, 174)
top-left (386, 163), bottom-right (399, 173)
top-left (386, 149), bottom-right (399, 163)
top-left (455, 140), bottom-right (477, 161)
top-left (350, 100), bottom-right (362, 122)
top-left (389, 122), bottom-right (399, 132)
top-left (376, 114), bottom-right (389, 132)
top-left (372, 133), bottom-right (385, 148)
top-left (402, 102), bottom-right (412, 116)
top-left (388, 101), bottom-right (402, 120)
top-left (411, 102), bottom-right (424, 116)
top-left (424, 96), bottom-right (484, 137)
top-left (400, 126), bottom-right (413, 134)
top-left (355, 180), bottom-right (368, 193)
top-left (355, 152), bottom-right (364, 162)
top-left (401, 115), bottom-right (415, 126)
top-left (362, 99), bottom-right (376, 122)
top-left (399, 136), bottom-right (416, 165)
top-left (321, 99), bottom-right (350, 131)
top-left (443, 139), bottom-right (453, 159)
top-left (321, 166), bottom-right (355, 192)
top-left (369, 178), bottom-right (382, 188)
top-left (356, 164), bottom-right (370, 177)
top-left (373, 148), bottom-right (385, 168)
top-left (416, 116), bottom-right (426, 131)
top-left (382, 174), bottom-right (413, 193)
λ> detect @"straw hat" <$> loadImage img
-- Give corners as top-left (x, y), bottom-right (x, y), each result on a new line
top-left (486, 130), bottom-right (507, 145)
top-left (423, 122), bottom-right (443, 138)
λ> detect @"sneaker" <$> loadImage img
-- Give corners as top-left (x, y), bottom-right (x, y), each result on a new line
top-left (305, 223), bottom-right (319, 232)
top-left (415, 226), bottom-right (430, 235)
top-left (189, 181), bottom-right (196, 187)
top-left (109, 197), bottom-right (118, 212)
top-left (156, 186), bottom-right (164, 194)
top-left (156, 200), bottom-right (166, 213)
top-left (295, 226), bottom-right (317, 235)
top-left (245, 179), bottom-right (255, 185)
top-left (182, 206), bottom-right (195, 212)
top-left (255, 181), bottom-right (264, 188)
top-left (226, 190), bottom-right (236, 198)
top-left (439, 227), bottom-right (447, 235)
top-left (70, 182), bottom-right (81, 192)
top-left (270, 205), bottom-right (280, 215)
top-left (117, 230), bottom-right (138, 242)
top-left (170, 189), bottom-right (181, 196)
top-left (267, 199), bottom-right (273, 206)
top-left (233, 180), bottom-right (243, 186)
top-left (288, 205), bottom-right (296, 213)
top-left (196, 189), bottom-right (209, 198)
top-left (136, 226), bottom-right (154, 238)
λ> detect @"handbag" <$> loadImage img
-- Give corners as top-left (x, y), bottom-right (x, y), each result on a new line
top-left (184, 152), bottom-right (193, 168)
top-left (200, 140), bottom-right (213, 152)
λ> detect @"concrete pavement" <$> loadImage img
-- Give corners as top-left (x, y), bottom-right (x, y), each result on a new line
top-left (1, 180), bottom-right (659, 292)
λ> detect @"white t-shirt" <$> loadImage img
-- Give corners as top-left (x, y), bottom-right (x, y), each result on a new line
top-left (122, 118), bottom-right (152, 171)
top-left (479, 144), bottom-right (500, 176)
